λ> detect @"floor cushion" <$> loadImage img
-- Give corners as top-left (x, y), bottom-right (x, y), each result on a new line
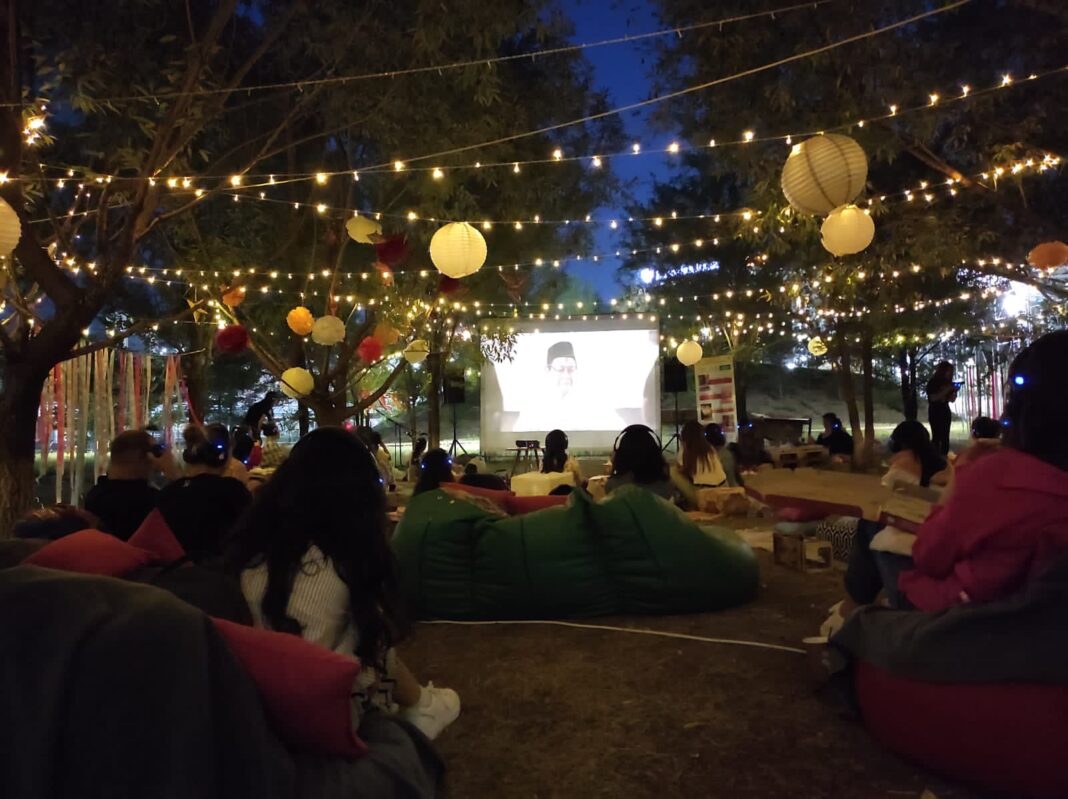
top-left (23, 530), bottom-right (153, 576)
top-left (856, 661), bottom-right (1068, 798)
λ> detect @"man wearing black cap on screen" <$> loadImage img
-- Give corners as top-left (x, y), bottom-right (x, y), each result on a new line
top-left (513, 340), bottom-right (623, 431)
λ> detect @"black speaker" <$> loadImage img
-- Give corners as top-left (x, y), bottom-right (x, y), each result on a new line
top-left (443, 373), bottom-right (466, 405)
top-left (663, 357), bottom-right (688, 393)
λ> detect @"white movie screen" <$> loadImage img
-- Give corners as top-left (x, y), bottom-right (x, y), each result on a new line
top-left (480, 317), bottom-right (660, 452)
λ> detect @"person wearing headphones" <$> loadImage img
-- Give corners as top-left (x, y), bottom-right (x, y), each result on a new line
top-left (605, 425), bottom-right (679, 503)
top-left (154, 424), bottom-right (252, 565)
top-left (542, 429), bottom-right (584, 488)
top-left (815, 413), bottom-right (854, 459)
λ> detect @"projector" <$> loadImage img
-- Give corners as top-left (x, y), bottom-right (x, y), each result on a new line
top-left (514, 439), bottom-right (540, 448)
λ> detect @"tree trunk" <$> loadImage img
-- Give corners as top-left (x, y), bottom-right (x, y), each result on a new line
top-left (860, 332), bottom-right (876, 466)
top-left (833, 327), bottom-right (862, 461)
top-left (0, 363), bottom-right (50, 536)
top-left (426, 351), bottom-right (442, 449)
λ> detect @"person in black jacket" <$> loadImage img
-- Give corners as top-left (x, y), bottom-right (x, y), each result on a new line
top-left (816, 413), bottom-right (854, 458)
top-left (925, 361), bottom-right (958, 456)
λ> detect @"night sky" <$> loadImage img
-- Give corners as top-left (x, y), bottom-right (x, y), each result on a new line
top-left (561, 0), bottom-right (672, 297)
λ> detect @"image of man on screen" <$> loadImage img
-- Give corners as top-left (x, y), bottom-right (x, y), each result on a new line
top-left (511, 340), bottom-right (624, 432)
top-left (546, 341), bottom-right (577, 400)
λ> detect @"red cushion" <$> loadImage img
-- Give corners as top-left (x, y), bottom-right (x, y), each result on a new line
top-left (504, 494), bottom-right (568, 515)
top-left (128, 509), bottom-right (186, 563)
top-left (856, 661), bottom-right (1068, 798)
top-left (211, 618), bottom-right (367, 758)
top-left (771, 496), bottom-right (863, 522)
top-left (24, 530), bottom-right (153, 576)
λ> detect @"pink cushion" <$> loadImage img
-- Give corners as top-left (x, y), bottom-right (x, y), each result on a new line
top-left (24, 530), bottom-right (153, 576)
top-left (212, 618), bottom-right (367, 758)
top-left (856, 661), bottom-right (1068, 798)
top-left (772, 496), bottom-right (863, 522)
top-left (128, 509), bottom-right (187, 563)
top-left (504, 494), bottom-right (568, 515)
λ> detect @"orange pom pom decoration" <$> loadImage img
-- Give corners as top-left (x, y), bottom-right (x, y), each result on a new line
top-left (286, 306), bottom-right (314, 336)
top-left (1028, 241), bottom-right (1068, 271)
top-left (222, 285), bottom-right (246, 308)
top-left (357, 335), bottom-right (383, 364)
top-left (373, 322), bottom-right (400, 346)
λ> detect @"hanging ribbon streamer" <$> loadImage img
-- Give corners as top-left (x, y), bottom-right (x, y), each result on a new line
top-left (143, 354), bottom-right (152, 429)
top-left (37, 372), bottom-right (53, 478)
top-left (55, 362), bottom-right (67, 504)
top-left (161, 356), bottom-right (177, 447)
top-left (132, 354), bottom-right (143, 430)
top-left (178, 358), bottom-right (201, 427)
top-left (116, 351), bottom-right (127, 432)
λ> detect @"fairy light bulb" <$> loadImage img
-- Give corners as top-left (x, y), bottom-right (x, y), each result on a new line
top-left (315, 172), bottom-right (328, 185)
top-left (1001, 73), bottom-right (1012, 86)
top-left (229, 175), bottom-right (242, 186)
top-left (667, 141), bottom-right (680, 154)
top-left (631, 143), bottom-right (641, 154)
top-left (591, 155), bottom-right (602, 168)
top-left (552, 148), bottom-right (563, 161)
top-left (743, 130), bottom-right (755, 142)
top-left (928, 93), bottom-right (939, 105)
top-left (432, 167), bottom-right (444, 180)
top-left (393, 161), bottom-right (405, 172)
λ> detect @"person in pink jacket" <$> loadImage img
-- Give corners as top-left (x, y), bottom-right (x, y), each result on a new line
top-left (830, 330), bottom-right (1068, 625)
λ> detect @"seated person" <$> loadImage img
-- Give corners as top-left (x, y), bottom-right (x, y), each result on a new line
top-left (825, 331), bottom-right (1068, 630)
top-left (84, 430), bottom-right (181, 540)
top-left (460, 462), bottom-right (509, 492)
top-left (155, 424), bottom-right (252, 565)
top-left (675, 420), bottom-right (726, 489)
top-left (541, 429), bottom-right (584, 488)
top-left (705, 423), bottom-right (742, 487)
top-left (258, 422), bottom-right (288, 469)
top-left (413, 448), bottom-right (455, 496)
top-left (881, 420), bottom-right (950, 488)
top-left (815, 413), bottom-right (854, 460)
top-left (227, 428), bottom-right (460, 739)
top-left (954, 415), bottom-right (1002, 468)
top-left (605, 425), bottom-right (679, 503)
top-left (731, 418), bottom-right (772, 471)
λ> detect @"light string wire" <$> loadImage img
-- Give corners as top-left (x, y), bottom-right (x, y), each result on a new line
top-left (0, 0), bottom-right (835, 110)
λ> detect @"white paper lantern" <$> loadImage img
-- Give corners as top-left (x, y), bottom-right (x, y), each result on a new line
top-left (808, 337), bottom-right (828, 357)
top-left (310, 315), bottom-right (346, 346)
top-left (280, 367), bottom-right (314, 399)
top-left (345, 215), bottom-right (381, 245)
top-left (0, 197), bottom-right (22, 256)
top-left (781, 134), bottom-right (867, 216)
top-left (402, 339), bottom-right (430, 364)
top-left (676, 339), bottom-right (703, 367)
top-left (821, 204), bottom-right (875, 256)
top-left (429, 222), bottom-right (487, 278)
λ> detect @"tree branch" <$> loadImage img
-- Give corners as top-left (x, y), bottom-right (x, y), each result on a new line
top-left (66, 301), bottom-right (204, 359)
top-left (346, 357), bottom-right (406, 414)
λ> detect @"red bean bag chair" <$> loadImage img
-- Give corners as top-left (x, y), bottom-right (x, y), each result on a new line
top-left (856, 661), bottom-right (1068, 798)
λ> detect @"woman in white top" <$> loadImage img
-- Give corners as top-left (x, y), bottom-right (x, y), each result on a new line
top-left (227, 427), bottom-right (460, 740)
top-left (676, 420), bottom-right (727, 487)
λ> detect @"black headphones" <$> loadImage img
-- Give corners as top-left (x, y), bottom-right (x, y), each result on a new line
top-left (613, 424), bottom-right (662, 453)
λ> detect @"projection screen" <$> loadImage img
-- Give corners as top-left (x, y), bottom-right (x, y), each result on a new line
top-left (480, 316), bottom-right (661, 453)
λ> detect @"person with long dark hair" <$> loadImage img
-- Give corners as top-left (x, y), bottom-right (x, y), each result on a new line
top-left (705, 423), bottom-right (741, 487)
top-left (882, 420), bottom-right (950, 489)
top-left (413, 448), bottom-right (455, 496)
top-left (541, 429), bottom-right (584, 488)
top-left (227, 428), bottom-right (460, 739)
top-left (605, 425), bottom-right (678, 502)
top-left (675, 420), bottom-right (726, 489)
top-left (925, 361), bottom-right (958, 456)
top-left (824, 331), bottom-right (1068, 631)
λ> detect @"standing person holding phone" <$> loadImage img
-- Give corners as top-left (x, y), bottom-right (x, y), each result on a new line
top-left (925, 361), bottom-right (958, 456)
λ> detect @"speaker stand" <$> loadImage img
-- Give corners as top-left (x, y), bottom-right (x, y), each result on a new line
top-left (662, 391), bottom-right (682, 453)
top-left (447, 403), bottom-right (467, 458)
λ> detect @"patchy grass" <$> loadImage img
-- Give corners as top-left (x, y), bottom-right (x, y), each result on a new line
top-left (400, 550), bottom-right (976, 799)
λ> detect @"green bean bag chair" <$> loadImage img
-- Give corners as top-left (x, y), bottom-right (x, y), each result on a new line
top-left (392, 484), bottom-right (759, 620)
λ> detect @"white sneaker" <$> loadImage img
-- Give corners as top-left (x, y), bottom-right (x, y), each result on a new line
top-left (401, 683), bottom-right (460, 740)
top-left (819, 600), bottom-right (847, 638)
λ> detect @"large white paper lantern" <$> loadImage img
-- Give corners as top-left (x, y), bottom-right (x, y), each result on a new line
top-left (0, 197), bottom-right (22, 256)
top-left (402, 339), bottom-right (430, 364)
top-left (821, 204), bottom-right (875, 256)
top-left (676, 339), bottom-right (703, 366)
top-left (781, 134), bottom-right (867, 216)
top-left (345, 215), bottom-right (381, 245)
top-left (429, 222), bottom-right (487, 278)
top-left (280, 367), bottom-right (314, 399)
top-left (311, 315), bottom-right (346, 346)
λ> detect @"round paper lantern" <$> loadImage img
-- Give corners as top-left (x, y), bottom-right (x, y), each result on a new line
top-left (311, 315), bottom-right (346, 346)
top-left (821, 204), bottom-right (875, 256)
top-left (0, 197), bottom-right (22, 256)
top-left (286, 306), bottom-right (314, 336)
top-left (1028, 241), bottom-right (1068, 271)
top-left (808, 337), bottom-right (828, 357)
top-left (429, 222), bottom-right (487, 278)
top-left (373, 322), bottom-right (400, 346)
top-left (345, 215), bottom-right (382, 245)
top-left (781, 134), bottom-right (868, 216)
top-left (402, 339), bottom-right (430, 365)
top-left (280, 367), bottom-right (314, 399)
top-left (357, 335), bottom-right (383, 363)
top-left (214, 324), bottom-right (249, 354)
top-left (676, 339), bottom-right (703, 366)
top-left (222, 285), bottom-right (246, 308)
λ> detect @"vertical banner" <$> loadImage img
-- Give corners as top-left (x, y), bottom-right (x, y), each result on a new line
top-left (693, 355), bottom-right (737, 435)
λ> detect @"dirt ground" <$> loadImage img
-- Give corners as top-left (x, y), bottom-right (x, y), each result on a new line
top-left (400, 549), bottom-right (978, 799)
